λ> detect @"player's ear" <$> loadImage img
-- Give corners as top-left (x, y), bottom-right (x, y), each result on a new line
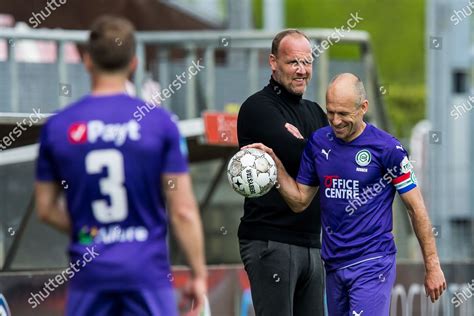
top-left (83, 52), bottom-right (94, 73)
top-left (360, 99), bottom-right (369, 114)
top-left (269, 54), bottom-right (277, 72)
top-left (128, 55), bottom-right (138, 74)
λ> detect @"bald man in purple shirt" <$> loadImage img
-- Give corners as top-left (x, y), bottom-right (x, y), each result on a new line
top-left (244, 73), bottom-right (446, 316)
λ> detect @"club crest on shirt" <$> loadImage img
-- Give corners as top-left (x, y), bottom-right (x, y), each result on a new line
top-left (355, 149), bottom-right (371, 167)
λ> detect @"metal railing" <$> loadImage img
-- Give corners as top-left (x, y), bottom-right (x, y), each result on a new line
top-left (0, 28), bottom-right (390, 130)
top-left (0, 28), bottom-right (393, 274)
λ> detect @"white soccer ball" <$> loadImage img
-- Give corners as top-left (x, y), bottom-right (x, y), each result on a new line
top-left (227, 148), bottom-right (277, 198)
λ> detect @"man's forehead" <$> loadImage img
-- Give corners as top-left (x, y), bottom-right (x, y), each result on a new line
top-left (326, 101), bottom-right (356, 111)
top-left (327, 82), bottom-right (356, 100)
top-left (278, 35), bottom-right (312, 56)
top-left (326, 94), bottom-right (358, 111)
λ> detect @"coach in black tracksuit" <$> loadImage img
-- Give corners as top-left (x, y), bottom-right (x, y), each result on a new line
top-left (237, 30), bottom-right (328, 316)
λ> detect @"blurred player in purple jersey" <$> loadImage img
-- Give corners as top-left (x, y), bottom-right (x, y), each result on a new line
top-left (35, 16), bottom-right (207, 316)
top-left (244, 73), bottom-right (446, 315)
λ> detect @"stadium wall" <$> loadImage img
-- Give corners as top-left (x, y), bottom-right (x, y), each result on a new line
top-left (0, 263), bottom-right (473, 316)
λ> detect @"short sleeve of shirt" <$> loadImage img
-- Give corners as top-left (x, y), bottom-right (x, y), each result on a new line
top-left (162, 113), bottom-right (189, 173)
top-left (36, 122), bottom-right (60, 182)
top-left (383, 141), bottom-right (417, 195)
top-left (296, 135), bottom-right (319, 186)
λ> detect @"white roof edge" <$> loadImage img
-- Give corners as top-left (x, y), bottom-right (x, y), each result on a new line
top-left (0, 144), bottom-right (38, 165)
top-left (0, 118), bottom-right (204, 165)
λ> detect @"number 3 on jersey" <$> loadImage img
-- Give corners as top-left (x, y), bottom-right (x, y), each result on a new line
top-left (85, 149), bottom-right (128, 223)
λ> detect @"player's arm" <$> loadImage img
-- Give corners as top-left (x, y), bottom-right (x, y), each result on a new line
top-left (242, 143), bottom-right (318, 213)
top-left (278, 172), bottom-right (318, 213)
top-left (35, 181), bottom-right (71, 233)
top-left (163, 173), bottom-right (207, 306)
top-left (399, 187), bottom-right (446, 302)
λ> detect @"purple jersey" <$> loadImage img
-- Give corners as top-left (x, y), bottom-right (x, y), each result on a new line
top-left (36, 94), bottom-right (188, 290)
top-left (296, 124), bottom-right (417, 271)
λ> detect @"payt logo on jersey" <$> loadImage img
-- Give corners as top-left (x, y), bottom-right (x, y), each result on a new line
top-left (323, 175), bottom-right (360, 199)
top-left (68, 122), bottom-right (88, 144)
top-left (0, 294), bottom-right (11, 316)
top-left (68, 120), bottom-right (141, 146)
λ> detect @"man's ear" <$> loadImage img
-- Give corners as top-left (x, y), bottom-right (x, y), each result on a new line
top-left (128, 55), bottom-right (138, 74)
top-left (269, 54), bottom-right (277, 72)
top-left (361, 99), bottom-right (369, 114)
top-left (83, 52), bottom-right (94, 73)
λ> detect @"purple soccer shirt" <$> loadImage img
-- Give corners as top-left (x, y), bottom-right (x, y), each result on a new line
top-left (297, 124), bottom-right (417, 271)
top-left (36, 94), bottom-right (188, 290)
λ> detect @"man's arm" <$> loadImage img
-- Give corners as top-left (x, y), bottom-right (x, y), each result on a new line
top-left (163, 173), bottom-right (207, 310)
top-left (399, 187), bottom-right (446, 302)
top-left (35, 181), bottom-right (71, 233)
top-left (238, 97), bottom-right (308, 169)
top-left (242, 143), bottom-right (318, 213)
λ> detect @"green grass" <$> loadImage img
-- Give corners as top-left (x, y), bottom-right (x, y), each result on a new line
top-left (253, 0), bottom-right (426, 138)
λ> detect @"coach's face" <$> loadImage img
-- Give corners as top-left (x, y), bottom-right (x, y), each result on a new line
top-left (269, 35), bottom-right (313, 96)
top-left (326, 79), bottom-right (368, 142)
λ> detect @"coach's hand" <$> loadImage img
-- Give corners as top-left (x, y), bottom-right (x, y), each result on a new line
top-left (184, 276), bottom-right (207, 316)
top-left (425, 264), bottom-right (446, 303)
top-left (285, 123), bottom-right (304, 139)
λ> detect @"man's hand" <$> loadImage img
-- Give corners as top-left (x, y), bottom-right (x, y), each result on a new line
top-left (241, 143), bottom-right (284, 171)
top-left (285, 123), bottom-right (304, 139)
top-left (164, 172), bottom-right (207, 313)
top-left (241, 143), bottom-right (318, 212)
top-left (400, 187), bottom-right (447, 303)
top-left (425, 264), bottom-right (446, 303)
top-left (35, 181), bottom-right (71, 233)
top-left (184, 276), bottom-right (207, 316)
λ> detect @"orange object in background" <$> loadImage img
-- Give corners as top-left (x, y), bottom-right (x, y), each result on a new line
top-left (203, 112), bottom-right (238, 146)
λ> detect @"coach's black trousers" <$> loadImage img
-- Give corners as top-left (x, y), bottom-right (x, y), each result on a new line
top-left (239, 239), bottom-right (325, 316)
